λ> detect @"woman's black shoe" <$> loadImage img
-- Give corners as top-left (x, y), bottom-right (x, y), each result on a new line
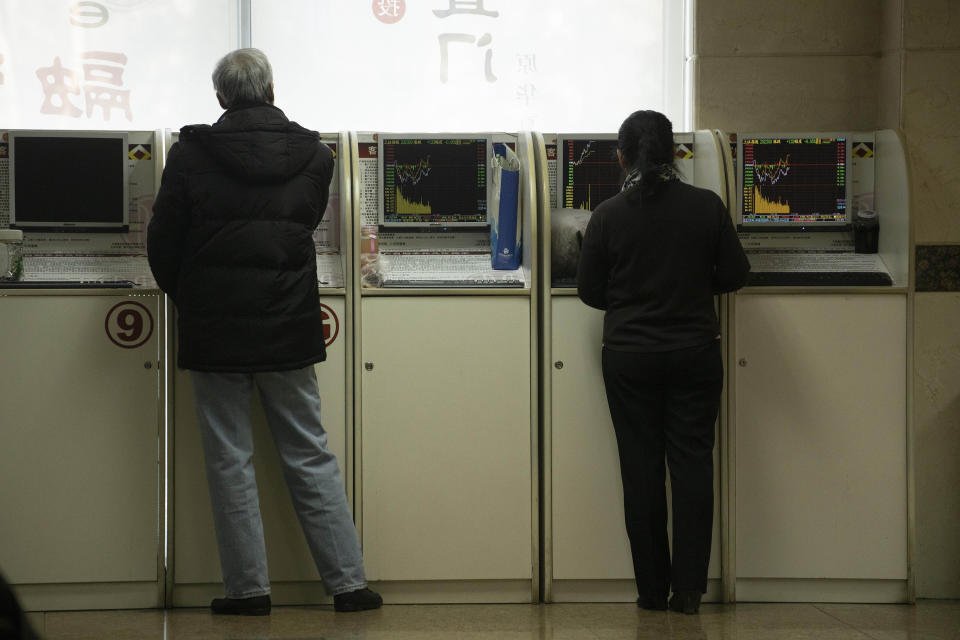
top-left (333, 587), bottom-right (383, 612)
top-left (210, 594), bottom-right (271, 616)
top-left (636, 595), bottom-right (668, 611)
top-left (668, 591), bottom-right (701, 615)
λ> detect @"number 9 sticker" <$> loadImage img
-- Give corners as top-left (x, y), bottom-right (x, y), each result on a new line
top-left (105, 301), bottom-right (155, 349)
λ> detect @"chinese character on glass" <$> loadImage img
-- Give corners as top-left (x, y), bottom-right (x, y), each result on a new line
top-left (374, 0), bottom-right (405, 23)
top-left (434, 1), bottom-right (498, 83)
top-left (438, 32), bottom-right (497, 83)
top-left (36, 52), bottom-right (132, 120)
top-left (433, 0), bottom-right (498, 18)
top-left (37, 56), bottom-right (83, 117)
top-left (82, 51), bottom-right (132, 120)
top-left (70, 1), bottom-right (110, 28)
top-left (516, 54), bottom-right (537, 74)
top-left (515, 83), bottom-right (536, 106)
top-left (377, 0), bottom-right (402, 16)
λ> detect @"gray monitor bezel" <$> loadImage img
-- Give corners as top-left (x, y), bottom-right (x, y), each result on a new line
top-left (9, 129), bottom-right (130, 232)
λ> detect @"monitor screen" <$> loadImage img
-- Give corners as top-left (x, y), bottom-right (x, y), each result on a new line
top-left (9, 130), bottom-right (129, 232)
top-left (378, 135), bottom-right (489, 227)
top-left (558, 136), bottom-right (623, 210)
top-left (739, 135), bottom-right (849, 228)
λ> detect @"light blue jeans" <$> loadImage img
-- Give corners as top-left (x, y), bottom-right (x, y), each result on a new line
top-left (191, 366), bottom-right (368, 598)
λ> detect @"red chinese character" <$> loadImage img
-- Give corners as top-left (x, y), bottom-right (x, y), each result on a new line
top-left (36, 56), bottom-right (83, 117)
top-left (82, 51), bottom-right (132, 120)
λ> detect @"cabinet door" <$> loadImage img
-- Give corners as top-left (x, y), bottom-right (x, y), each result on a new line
top-left (550, 298), bottom-right (632, 579)
top-left (734, 294), bottom-right (907, 580)
top-left (360, 296), bottom-right (532, 581)
top-left (550, 297), bottom-right (722, 581)
top-left (0, 295), bottom-right (160, 586)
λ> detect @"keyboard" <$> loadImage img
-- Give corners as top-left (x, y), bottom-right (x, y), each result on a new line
top-left (747, 271), bottom-right (892, 286)
top-left (379, 253), bottom-right (525, 288)
top-left (746, 252), bottom-right (893, 287)
top-left (382, 278), bottom-right (525, 288)
top-left (747, 252), bottom-right (891, 272)
top-left (0, 280), bottom-right (135, 289)
top-left (380, 252), bottom-right (493, 273)
top-left (20, 255), bottom-right (153, 286)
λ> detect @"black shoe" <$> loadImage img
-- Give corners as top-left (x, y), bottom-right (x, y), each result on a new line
top-left (637, 594), bottom-right (668, 611)
top-left (668, 591), bottom-right (701, 615)
top-left (210, 594), bottom-right (271, 616)
top-left (334, 587), bottom-right (383, 612)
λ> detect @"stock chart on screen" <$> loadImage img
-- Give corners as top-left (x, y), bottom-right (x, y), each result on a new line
top-left (561, 138), bottom-right (623, 211)
top-left (741, 137), bottom-right (848, 225)
top-left (381, 137), bottom-right (488, 226)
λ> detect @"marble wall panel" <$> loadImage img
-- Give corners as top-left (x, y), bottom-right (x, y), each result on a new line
top-left (904, 0), bottom-right (960, 49)
top-left (879, 51), bottom-right (903, 129)
top-left (916, 245), bottom-right (960, 291)
top-left (903, 50), bottom-right (960, 244)
top-left (913, 293), bottom-right (960, 598)
top-left (882, 0), bottom-right (904, 52)
top-left (697, 0), bottom-right (880, 56)
top-left (695, 56), bottom-right (879, 131)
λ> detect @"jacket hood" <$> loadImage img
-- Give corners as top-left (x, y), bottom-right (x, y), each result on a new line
top-left (180, 103), bottom-right (321, 184)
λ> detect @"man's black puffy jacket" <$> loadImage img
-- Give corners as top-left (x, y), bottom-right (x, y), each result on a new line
top-left (148, 103), bottom-right (332, 372)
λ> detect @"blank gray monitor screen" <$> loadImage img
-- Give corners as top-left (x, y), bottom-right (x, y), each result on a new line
top-left (10, 132), bottom-right (128, 231)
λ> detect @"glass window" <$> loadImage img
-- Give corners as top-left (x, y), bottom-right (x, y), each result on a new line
top-left (0, 2), bottom-right (687, 131)
top-left (252, 0), bottom-right (685, 132)
top-left (0, 0), bottom-right (236, 130)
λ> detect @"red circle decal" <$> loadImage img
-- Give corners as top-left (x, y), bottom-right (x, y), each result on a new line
top-left (372, 0), bottom-right (405, 23)
top-left (320, 303), bottom-right (340, 348)
top-left (105, 300), bottom-right (154, 349)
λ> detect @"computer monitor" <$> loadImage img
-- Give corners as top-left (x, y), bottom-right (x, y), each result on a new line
top-left (9, 130), bottom-right (129, 232)
top-left (738, 134), bottom-right (850, 228)
top-left (557, 135), bottom-right (623, 210)
top-left (378, 134), bottom-right (490, 227)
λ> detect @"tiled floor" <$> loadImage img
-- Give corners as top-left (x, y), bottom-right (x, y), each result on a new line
top-left (27, 601), bottom-right (960, 639)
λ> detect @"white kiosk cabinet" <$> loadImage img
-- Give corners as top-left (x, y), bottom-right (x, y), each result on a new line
top-left (0, 292), bottom-right (164, 611)
top-left (538, 131), bottom-right (730, 602)
top-left (169, 132), bottom-right (355, 607)
top-left (352, 131), bottom-right (539, 603)
top-left (0, 128), bottom-right (165, 611)
top-left (732, 293), bottom-right (908, 602)
top-left (730, 130), bottom-right (912, 602)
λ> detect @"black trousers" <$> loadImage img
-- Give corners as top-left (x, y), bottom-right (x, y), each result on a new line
top-left (601, 339), bottom-right (723, 600)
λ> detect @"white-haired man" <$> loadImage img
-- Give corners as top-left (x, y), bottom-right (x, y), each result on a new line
top-left (148, 48), bottom-right (381, 615)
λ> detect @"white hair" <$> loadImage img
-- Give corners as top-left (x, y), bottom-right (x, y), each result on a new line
top-left (211, 48), bottom-right (273, 107)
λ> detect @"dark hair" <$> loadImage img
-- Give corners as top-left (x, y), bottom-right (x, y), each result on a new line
top-left (617, 110), bottom-right (679, 197)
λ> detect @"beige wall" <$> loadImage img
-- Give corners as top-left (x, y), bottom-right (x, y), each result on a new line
top-left (694, 0), bottom-right (960, 598)
top-left (694, 0), bottom-right (880, 131)
top-left (901, 0), bottom-right (960, 600)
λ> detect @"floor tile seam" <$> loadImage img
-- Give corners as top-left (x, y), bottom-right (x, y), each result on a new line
top-left (810, 604), bottom-right (885, 640)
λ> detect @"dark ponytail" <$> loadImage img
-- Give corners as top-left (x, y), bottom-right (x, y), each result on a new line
top-left (617, 110), bottom-right (679, 199)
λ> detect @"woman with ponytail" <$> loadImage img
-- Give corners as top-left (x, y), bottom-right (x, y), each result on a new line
top-left (577, 110), bottom-right (750, 614)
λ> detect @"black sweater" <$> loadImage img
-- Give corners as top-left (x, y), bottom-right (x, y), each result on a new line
top-left (148, 103), bottom-right (333, 371)
top-left (577, 180), bottom-right (750, 352)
